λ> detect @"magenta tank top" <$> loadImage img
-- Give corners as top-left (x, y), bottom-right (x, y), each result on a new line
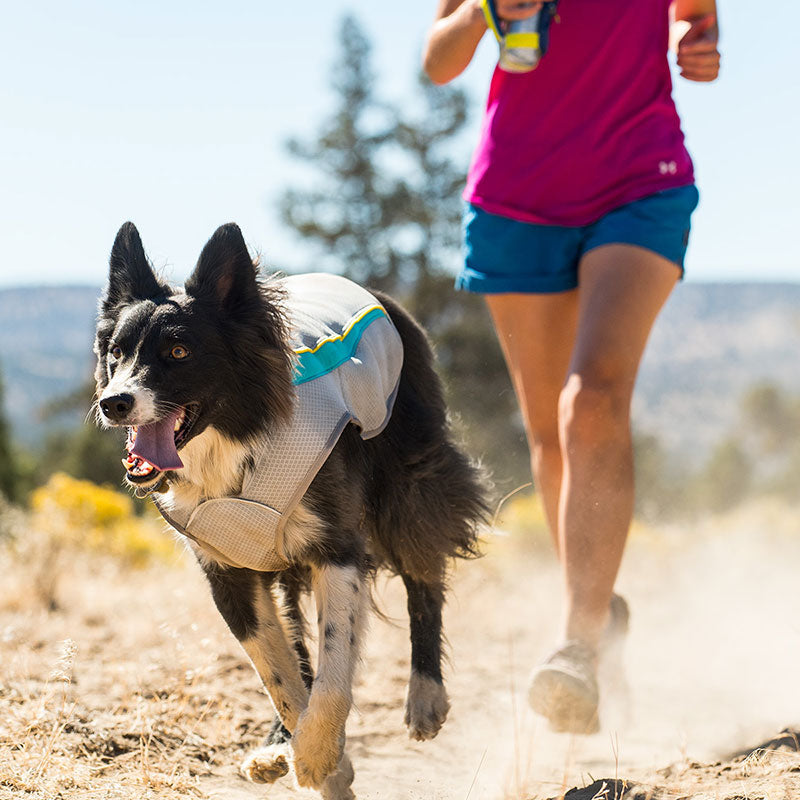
top-left (465, 0), bottom-right (694, 226)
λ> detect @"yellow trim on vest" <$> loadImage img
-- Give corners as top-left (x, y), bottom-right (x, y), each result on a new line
top-left (293, 304), bottom-right (385, 357)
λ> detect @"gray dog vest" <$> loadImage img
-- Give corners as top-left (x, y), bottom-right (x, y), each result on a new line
top-left (154, 273), bottom-right (403, 571)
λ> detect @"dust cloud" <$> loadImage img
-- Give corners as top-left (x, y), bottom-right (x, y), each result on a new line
top-left (334, 499), bottom-right (800, 799)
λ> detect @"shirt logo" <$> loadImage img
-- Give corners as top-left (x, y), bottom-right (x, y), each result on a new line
top-left (659, 160), bottom-right (678, 175)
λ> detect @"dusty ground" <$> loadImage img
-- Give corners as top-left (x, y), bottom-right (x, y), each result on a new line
top-left (2, 498), bottom-right (800, 799)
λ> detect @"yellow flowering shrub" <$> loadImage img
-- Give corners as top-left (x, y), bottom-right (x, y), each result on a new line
top-left (30, 473), bottom-right (180, 567)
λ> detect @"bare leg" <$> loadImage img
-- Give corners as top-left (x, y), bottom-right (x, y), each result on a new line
top-left (486, 290), bottom-right (578, 549)
top-left (487, 246), bottom-right (679, 731)
top-left (558, 244), bottom-right (679, 647)
top-left (530, 245), bottom-right (679, 732)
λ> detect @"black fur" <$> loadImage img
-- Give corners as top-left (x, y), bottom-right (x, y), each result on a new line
top-left (94, 222), bottom-right (489, 792)
top-left (403, 576), bottom-right (446, 683)
top-left (94, 221), bottom-right (294, 448)
top-left (204, 564), bottom-right (260, 642)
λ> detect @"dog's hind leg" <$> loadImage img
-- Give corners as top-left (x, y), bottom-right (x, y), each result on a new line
top-left (292, 562), bottom-right (366, 792)
top-left (402, 570), bottom-right (451, 741)
top-left (201, 565), bottom-right (308, 784)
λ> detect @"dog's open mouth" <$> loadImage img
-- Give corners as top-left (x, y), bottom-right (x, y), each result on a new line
top-left (122, 403), bottom-right (199, 484)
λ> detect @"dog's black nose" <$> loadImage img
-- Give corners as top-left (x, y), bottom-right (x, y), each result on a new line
top-left (100, 393), bottom-right (135, 423)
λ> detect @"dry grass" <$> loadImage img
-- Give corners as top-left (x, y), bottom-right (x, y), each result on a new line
top-left (2, 489), bottom-right (800, 800)
top-left (0, 496), bottom-right (270, 800)
top-left (0, 580), bottom-right (266, 799)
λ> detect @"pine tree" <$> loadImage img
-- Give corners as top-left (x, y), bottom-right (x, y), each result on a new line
top-left (38, 378), bottom-right (126, 488)
top-left (280, 15), bottom-right (528, 489)
top-left (0, 366), bottom-right (19, 501)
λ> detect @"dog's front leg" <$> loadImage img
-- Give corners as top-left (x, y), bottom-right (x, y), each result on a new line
top-left (292, 562), bottom-right (366, 791)
top-left (203, 566), bottom-right (309, 783)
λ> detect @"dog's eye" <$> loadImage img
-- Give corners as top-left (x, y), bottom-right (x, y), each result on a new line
top-left (170, 345), bottom-right (190, 360)
top-left (110, 345), bottom-right (122, 360)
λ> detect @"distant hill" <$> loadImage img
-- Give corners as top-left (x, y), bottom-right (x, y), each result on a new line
top-left (0, 286), bottom-right (100, 446)
top-left (1, 282), bottom-right (799, 459)
top-left (635, 282), bottom-right (800, 459)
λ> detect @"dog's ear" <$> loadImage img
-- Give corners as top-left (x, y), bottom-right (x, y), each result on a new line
top-left (103, 222), bottom-right (164, 309)
top-left (185, 223), bottom-right (259, 311)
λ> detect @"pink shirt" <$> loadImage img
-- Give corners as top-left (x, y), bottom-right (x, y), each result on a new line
top-left (465, 0), bottom-right (694, 226)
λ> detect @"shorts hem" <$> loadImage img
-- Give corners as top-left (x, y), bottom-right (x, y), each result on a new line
top-left (455, 270), bottom-right (578, 295)
top-left (582, 238), bottom-right (687, 272)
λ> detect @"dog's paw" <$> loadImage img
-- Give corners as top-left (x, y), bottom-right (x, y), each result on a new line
top-left (320, 754), bottom-right (356, 800)
top-left (240, 743), bottom-right (291, 784)
top-left (292, 710), bottom-right (344, 789)
top-left (404, 671), bottom-right (450, 741)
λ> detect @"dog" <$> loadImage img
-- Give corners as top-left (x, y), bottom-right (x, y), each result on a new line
top-left (93, 221), bottom-right (489, 798)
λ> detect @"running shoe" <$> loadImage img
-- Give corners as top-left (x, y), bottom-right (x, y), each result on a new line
top-left (528, 639), bottom-right (600, 734)
top-left (528, 594), bottom-right (630, 734)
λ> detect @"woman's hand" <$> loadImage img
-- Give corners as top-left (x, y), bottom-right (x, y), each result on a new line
top-left (676, 14), bottom-right (721, 82)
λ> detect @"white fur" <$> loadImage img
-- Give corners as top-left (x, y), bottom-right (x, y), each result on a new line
top-left (240, 743), bottom-right (291, 784)
top-left (160, 426), bottom-right (325, 568)
top-left (161, 425), bottom-right (251, 513)
top-left (319, 755), bottom-right (356, 800)
top-left (156, 426), bottom-right (256, 569)
top-left (404, 671), bottom-right (450, 741)
top-left (292, 564), bottom-right (366, 790)
top-left (100, 364), bottom-right (159, 426)
top-left (282, 500), bottom-right (326, 562)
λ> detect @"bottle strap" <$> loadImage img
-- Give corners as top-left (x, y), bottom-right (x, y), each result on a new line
top-left (480, 0), bottom-right (546, 50)
top-left (480, 0), bottom-right (504, 43)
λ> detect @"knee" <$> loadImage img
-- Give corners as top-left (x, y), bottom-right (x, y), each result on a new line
top-left (525, 421), bottom-right (562, 481)
top-left (558, 373), bottom-right (631, 451)
top-left (524, 404), bottom-right (561, 462)
top-left (529, 427), bottom-right (561, 461)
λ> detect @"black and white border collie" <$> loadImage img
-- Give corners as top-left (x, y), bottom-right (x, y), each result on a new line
top-left (93, 222), bottom-right (488, 798)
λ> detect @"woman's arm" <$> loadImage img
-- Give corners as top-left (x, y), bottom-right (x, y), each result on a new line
top-left (422, 0), bottom-right (543, 85)
top-left (671, 0), bottom-right (721, 82)
top-left (423, 0), bottom-right (488, 85)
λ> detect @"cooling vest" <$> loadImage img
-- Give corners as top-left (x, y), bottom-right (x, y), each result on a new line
top-left (153, 273), bottom-right (404, 571)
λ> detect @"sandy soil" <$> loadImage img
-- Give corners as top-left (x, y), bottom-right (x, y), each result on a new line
top-left (2, 499), bottom-right (800, 800)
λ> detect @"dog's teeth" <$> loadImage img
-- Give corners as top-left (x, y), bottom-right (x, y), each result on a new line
top-left (174, 410), bottom-right (185, 432)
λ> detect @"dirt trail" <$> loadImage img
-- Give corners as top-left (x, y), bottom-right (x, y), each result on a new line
top-left (205, 500), bottom-right (800, 799)
top-left (2, 500), bottom-right (800, 799)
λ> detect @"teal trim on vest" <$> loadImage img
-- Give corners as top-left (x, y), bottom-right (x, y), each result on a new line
top-left (292, 305), bottom-right (387, 386)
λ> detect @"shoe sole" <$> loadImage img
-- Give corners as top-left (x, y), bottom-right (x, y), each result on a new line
top-left (528, 665), bottom-right (600, 734)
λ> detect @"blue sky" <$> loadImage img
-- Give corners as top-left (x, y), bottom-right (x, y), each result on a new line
top-left (0, 1), bottom-right (797, 289)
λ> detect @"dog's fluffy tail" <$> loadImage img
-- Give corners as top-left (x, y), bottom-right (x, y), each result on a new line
top-left (366, 292), bottom-right (490, 581)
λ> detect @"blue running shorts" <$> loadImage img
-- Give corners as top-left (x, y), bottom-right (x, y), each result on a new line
top-left (458, 184), bottom-right (700, 294)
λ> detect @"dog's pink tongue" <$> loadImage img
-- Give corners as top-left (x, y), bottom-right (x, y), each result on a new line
top-left (130, 412), bottom-right (184, 471)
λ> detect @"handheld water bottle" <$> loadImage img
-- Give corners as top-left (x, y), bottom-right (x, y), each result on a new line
top-left (482, 0), bottom-right (560, 73)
